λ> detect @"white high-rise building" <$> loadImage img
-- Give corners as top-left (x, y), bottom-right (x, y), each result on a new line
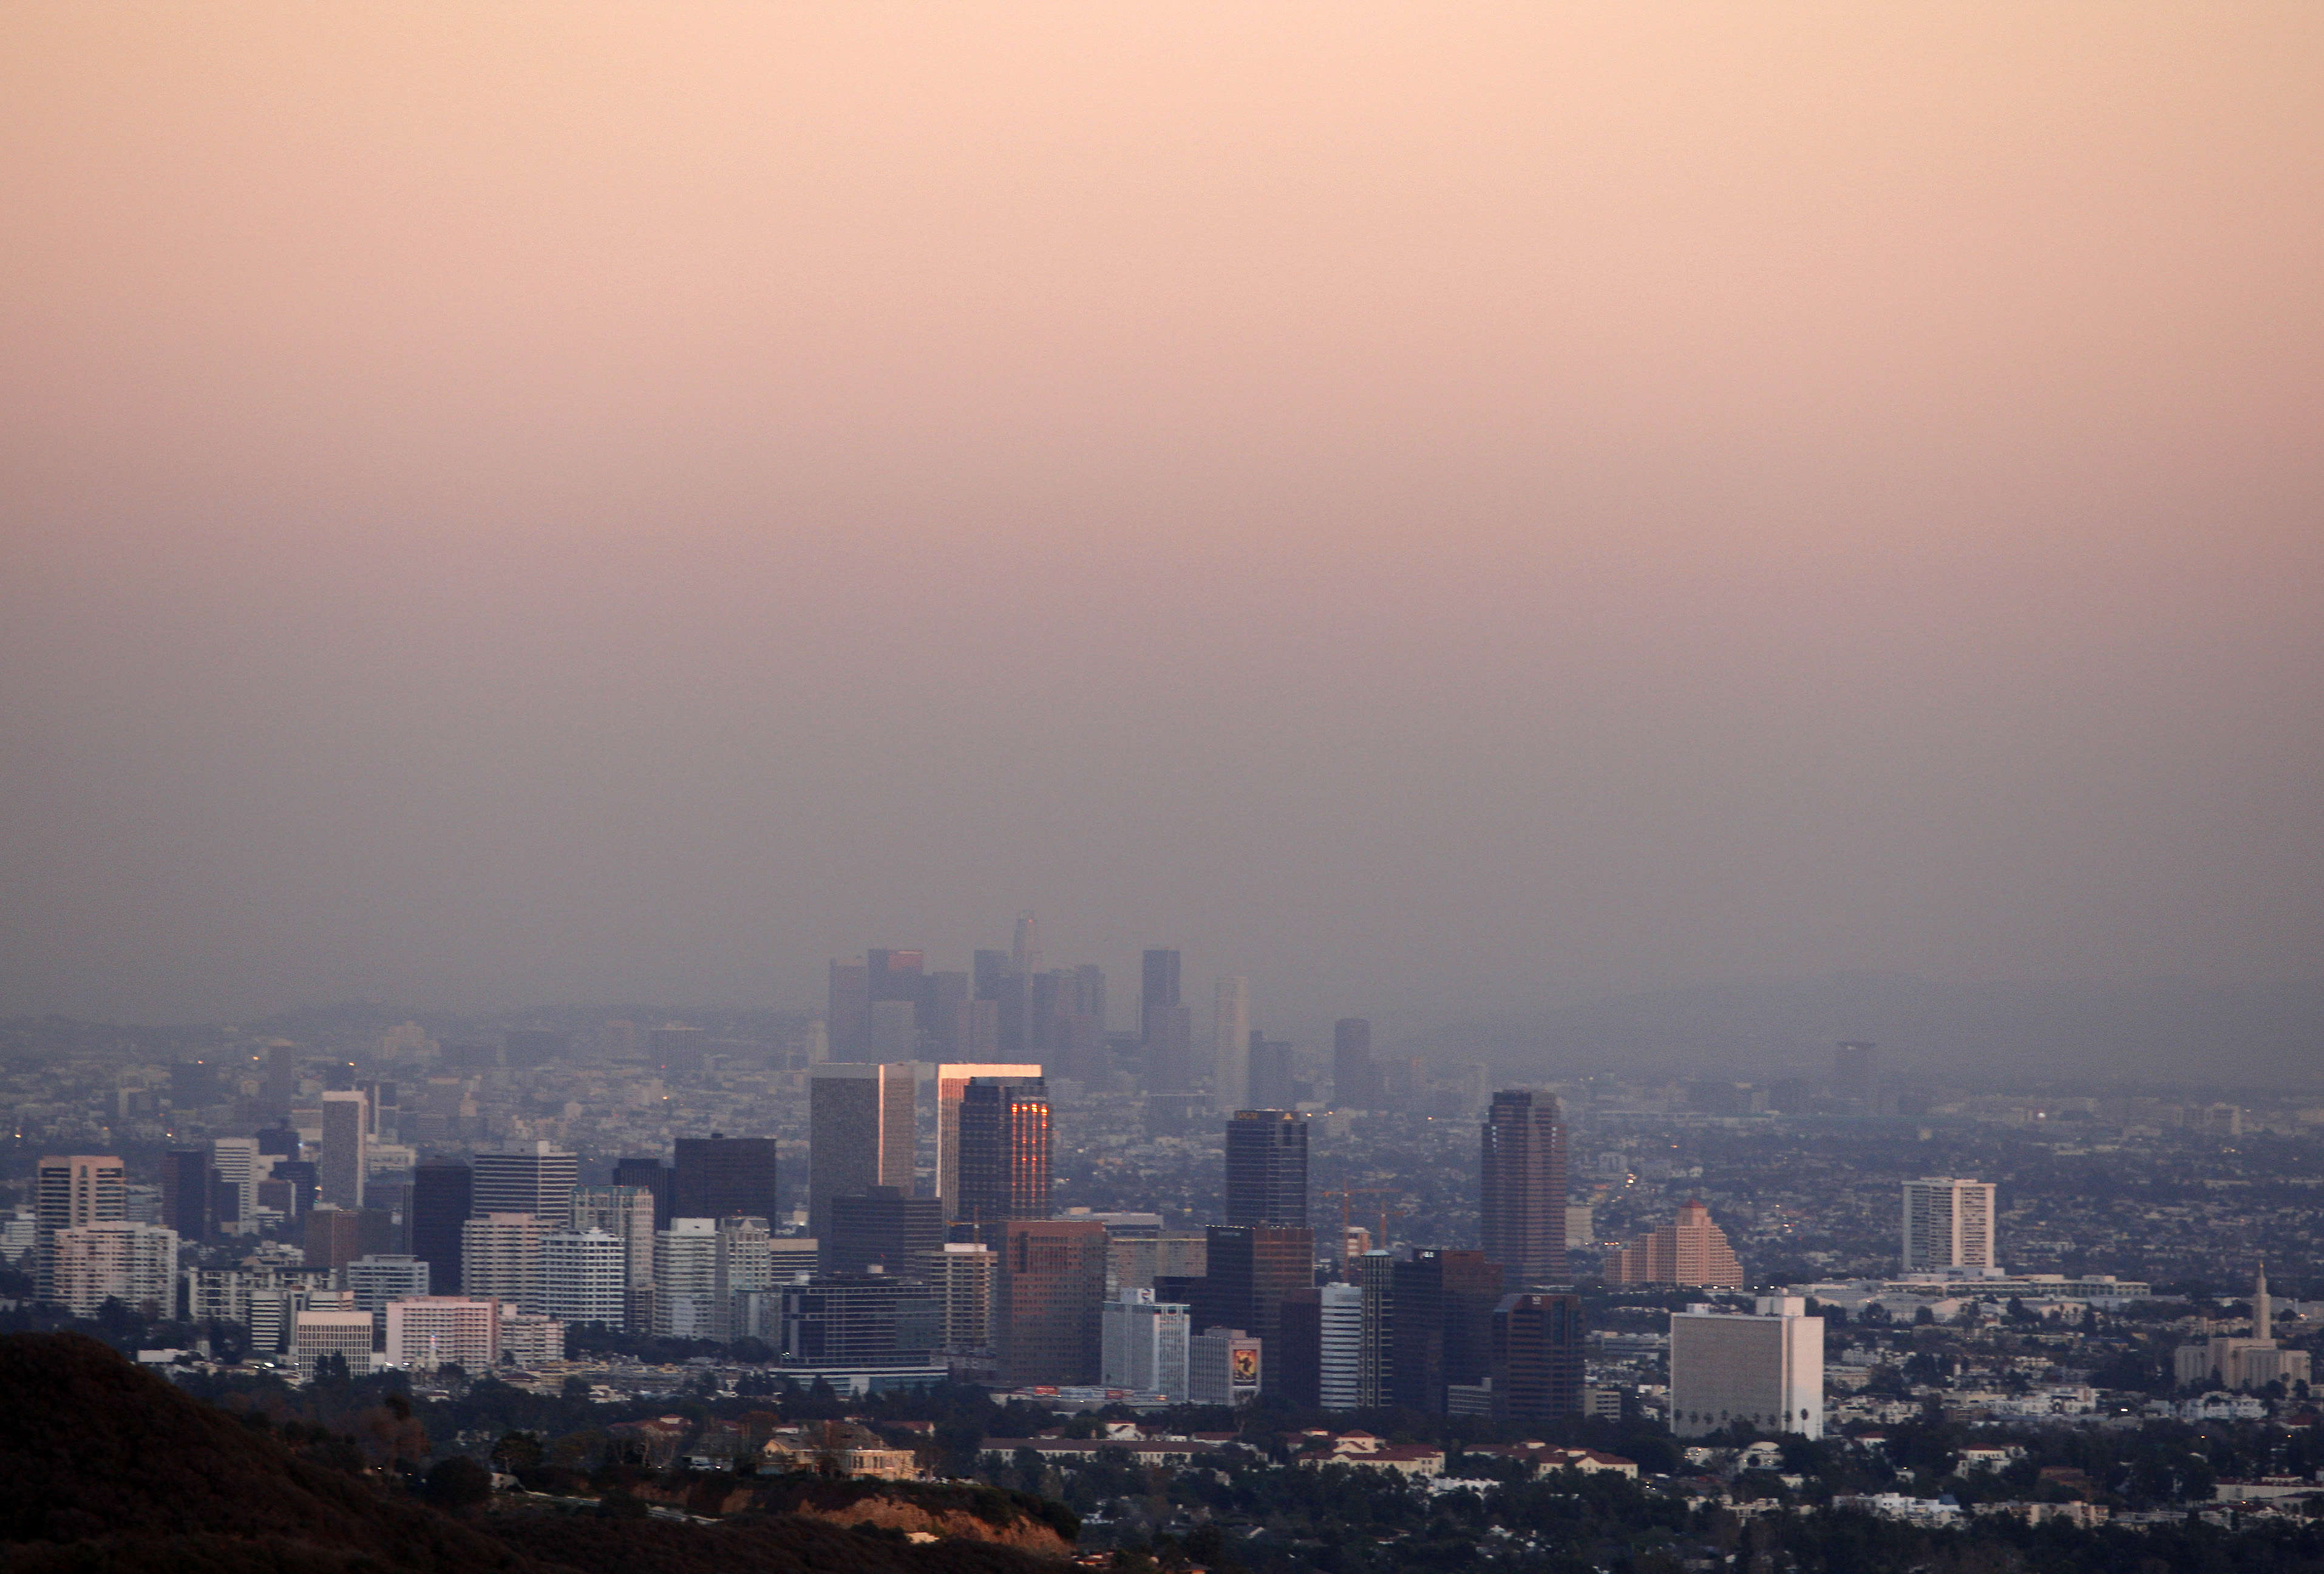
top-left (210, 1138), bottom-right (261, 1227)
top-left (1901, 1178), bottom-right (1997, 1273)
top-left (923, 1242), bottom-right (994, 1351)
top-left (461, 1212), bottom-right (548, 1311)
top-left (384, 1296), bottom-right (501, 1371)
top-left (540, 1228), bottom-right (626, 1327)
top-left (714, 1215), bottom-right (774, 1340)
top-left (1670, 1296), bottom-right (1824, 1439)
top-left (654, 1218), bottom-right (720, 1339)
top-left (470, 1143), bottom-right (580, 1219)
top-left (346, 1253), bottom-right (430, 1310)
top-left (319, 1092), bottom-right (368, 1208)
top-left (1102, 1288), bottom-right (1191, 1400)
top-left (52, 1221), bottom-right (177, 1318)
top-left (569, 1184), bottom-right (658, 1332)
top-left (1317, 1281), bottom-right (1365, 1411)
top-left (1212, 976), bottom-right (1251, 1110)
top-left (292, 1307), bottom-right (376, 1378)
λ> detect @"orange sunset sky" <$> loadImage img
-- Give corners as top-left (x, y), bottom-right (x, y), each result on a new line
top-left (2, 4), bottom-right (2320, 1031)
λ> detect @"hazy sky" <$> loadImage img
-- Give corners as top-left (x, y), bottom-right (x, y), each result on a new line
top-left (4, 3), bottom-right (2320, 1032)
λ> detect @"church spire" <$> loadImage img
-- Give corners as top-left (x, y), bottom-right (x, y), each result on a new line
top-left (2254, 1259), bottom-right (2271, 1341)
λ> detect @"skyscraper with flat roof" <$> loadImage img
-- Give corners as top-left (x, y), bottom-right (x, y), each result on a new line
top-left (470, 1143), bottom-right (579, 1219)
top-left (1212, 977), bottom-right (1251, 1108)
top-left (998, 1218), bottom-right (1104, 1386)
top-left (809, 1064), bottom-right (916, 1238)
top-left (1491, 1292), bottom-right (1586, 1423)
top-left (827, 959), bottom-right (872, 1060)
top-left (410, 1160), bottom-right (472, 1295)
top-left (957, 1075), bottom-right (1052, 1242)
top-left (1391, 1247), bottom-right (1504, 1414)
top-left (1480, 1089), bottom-right (1568, 1287)
top-left (1333, 1019), bottom-right (1380, 1109)
top-left (933, 1063), bottom-right (1042, 1219)
top-left (672, 1133), bottom-right (778, 1224)
top-left (36, 1154), bottom-right (126, 1303)
top-left (1224, 1110), bottom-right (1308, 1228)
top-left (1197, 1223), bottom-right (1313, 1389)
top-left (611, 1156), bottom-right (671, 1230)
top-left (319, 1091), bottom-right (367, 1208)
top-left (1901, 1177), bottom-right (1997, 1273)
top-left (826, 1185), bottom-right (945, 1276)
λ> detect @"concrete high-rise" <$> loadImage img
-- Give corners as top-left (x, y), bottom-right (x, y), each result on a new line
top-left (210, 1138), bottom-right (260, 1227)
top-left (808, 1064), bottom-right (916, 1238)
top-left (1480, 1090), bottom-right (1568, 1287)
top-left (1247, 1037), bottom-right (1296, 1112)
top-left (1317, 1281), bottom-right (1364, 1411)
top-left (461, 1212), bottom-right (549, 1312)
top-left (1333, 1019), bottom-right (1381, 1110)
top-left (52, 1221), bottom-right (176, 1318)
top-left (1102, 1288), bottom-right (1191, 1400)
top-left (1901, 1177), bottom-right (1997, 1273)
top-left (470, 1143), bottom-right (579, 1220)
top-left (923, 1242), bottom-right (994, 1352)
top-left (1224, 1110), bottom-right (1308, 1228)
top-left (36, 1154), bottom-right (125, 1303)
top-left (653, 1218), bottom-right (720, 1339)
top-left (997, 1218), bottom-right (1105, 1386)
top-left (569, 1184), bottom-right (658, 1331)
top-left (956, 1075), bottom-right (1052, 1241)
top-left (672, 1134), bottom-right (779, 1224)
top-left (1490, 1292), bottom-right (1586, 1423)
top-left (932, 1061), bottom-right (1042, 1217)
top-left (1611, 1199), bottom-right (1746, 1287)
top-left (1212, 977), bottom-right (1251, 1108)
top-left (1670, 1297), bottom-right (1824, 1439)
top-left (319, 1091), bottom-right (368, 1208)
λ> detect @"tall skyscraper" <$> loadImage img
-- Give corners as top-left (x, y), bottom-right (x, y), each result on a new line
top-left (653, 1218), bottom-right (720, 1338)
top-left (1333, 1019), bottom-right (1381, 1109)
top-left (672, 1134), bottom-right (779, 1224)
top-left (1490, 1292), bottom-right (1587, 1423)
top-left (569, 1184), bottom-right (658, 1332)
top-left (1611, 1199), bottom-right (1745, 1287)
top-left (997, 1217), bottom-right (1104, 1386)
top-left (934, 1062), bottom-right (1043, 1216)
top-left (809, 1065), bottom-right (916, 1238)
top-left (1901, 1177), bottom-right (1997, 1272)
top-left (36, 1155), bottom-right (126, 1303)
top-left (826, 1185), bottom-right (945, 1276)
top-left (1670, 1297), bottom-right (1824, 1439)
top-left (462, 1212), bottom-right (549, 1311)
top-left (1353, 1247), bottom-right (1395, 1408)
top-left (1390, 1248), bottom-right (1504, 1414)
top-left (973, 949), bottom-right (1009, 1002)
top-left (1832, 1041), bottom-right (1881, 1107)
top-left (469, 1143), bottom-right (579, 1219)
top-left (1480, 1089), bottom-right (1569, 1287)
top-left (1140, 949), bottom-right (1187, 1092)
top-left (1197, 1223), bottom-right (1314, 1389)
top-left (1248, 1036), bottom-right (1296, 1112)
top-left (611, 1156), bottom-right (671, 1230)
top-left (956, 1075), bottom-right (1052, 1241)
top-left (1140, 948), bottom-right (1181, 1027)
top-left (1224, 1110), bottom-right (1309, 1228)
top-left (1316, 1280), bottom-right (1364, 1411)
top-left (319, 1091), bottom-right (368, 1208)
top-left (210, 1137), bottom-right (259, 1227)
top-left (1010, 911), bottom-right (1042, 978)
top-left (923, 1242), bottom-right (995, 1352)
top-left (160, 1149), bottom-right (216, 1244)
top-left (409, 1162), bottom-right (472, 1295)
top-left (925, 970), bottom-right (971, 1057)
top-left (1212, 977), bottom-right (1251, 1108)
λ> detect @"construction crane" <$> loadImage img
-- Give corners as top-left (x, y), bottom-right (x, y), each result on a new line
top-left (1317, 1186), bottom-right (1401, 1249)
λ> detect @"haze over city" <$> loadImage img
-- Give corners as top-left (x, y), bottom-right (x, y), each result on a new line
top-left (5, 5), bottom-right (2323, 1047)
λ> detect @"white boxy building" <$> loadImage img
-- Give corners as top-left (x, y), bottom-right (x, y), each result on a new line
top-left (1670, 1296), bottom-right (1824, 1440)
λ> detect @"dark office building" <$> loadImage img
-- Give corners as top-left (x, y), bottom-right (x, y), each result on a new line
top-left (956, 1076), bottom-right (1051, 1242)
top-left (780, 1273), bottom-right (943, 1368)
top-left (160, 1149), bottom-right (214, 1243)
top-left (261, 1044), bottom-right (299, 1113)
top-left (410, 1160), bottom-right (472, 1295)
top-left (868, 948), bottom-right (925, 1013)
top-left (826, 1185), bottom-right (945, 1276)
top-left (612, 1156), bottom-right (672, 1230)
top-left (1490, 1292), bottom-right (1586, 1423)
top-left (997, 1218), bottom-right (1106, 1386)
top-left (1140, 948), bottom-right (1181, 1021)
top-left (973, 949), bottom-right (1010, 1002)
top-left (169, 1060), bottom-right (219, 1109)
top-left (1391, 1247), bottom-right (1504, 1414)
top-left (1198, 1224), bottom-right (1314, 1390)
top-left (925, 970), bottom-right (971, 1056)
top-left (271, 1159), bottom-right (319, 1216)
top-left (672, 1134), bottom-right (779, 1224)
top-left (1225, 1110), bottom-right (1308, 1228)
top-left (1143, 1005), bottom-right (1194, 1094)
top-left (502, 1030), bottom-right (569, 1070)
top-left (1334, 1018), bottom-right (1381, 1109)
top-left (257, 1123), bottom-right (301, 1159)
top-left (1278, 1286), bottom-right (1324, 1408)
top-left (1481, 1089), bottom-right (1569, 1287)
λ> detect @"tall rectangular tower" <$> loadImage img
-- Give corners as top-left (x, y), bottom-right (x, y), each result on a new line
top-left (1333, 1019), bottom-right (1380, 1110)
top-left (1212, 977), bottom-right (1251, 1109)
top-left (1224, 1110), bottom-right (1308, 1228)
top-left (1480, 1089), bottom-right (1569, 1288)
top-left (36, 1155), bottom-right (126, 1303)
top-left (1901, 1177), bottom-right (1997, 1272)
top-left (671, 1134), bottom-right (779, 1223)
top-left (808, 1064), bottom-right (916, 1238)
top-left (932, 1062), bottom-right (1042, 1218)
top-left (1490, 1292), bottom-right (1587, 1423)
top-left (997, 1217), bottom-right (1104, 1386)
top-left (319, 1091), bottom-right (368, 1208)
top-left (956, 1075), bottom-right (1052, 1242)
